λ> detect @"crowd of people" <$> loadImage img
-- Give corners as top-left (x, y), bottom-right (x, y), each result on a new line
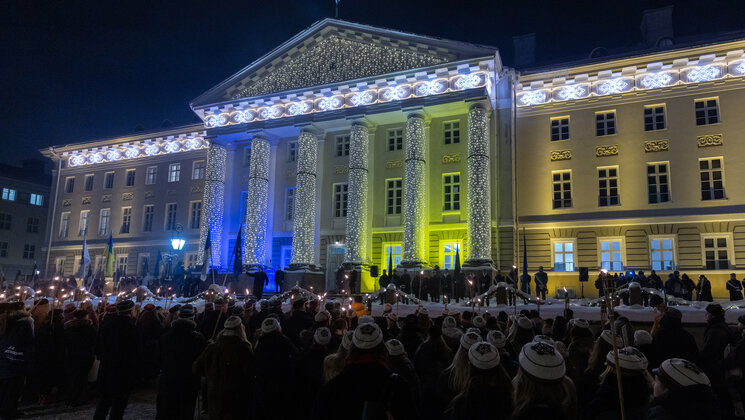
top-left (0, 289), bottom-right (744, 420)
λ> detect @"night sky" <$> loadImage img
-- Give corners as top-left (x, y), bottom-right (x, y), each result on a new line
top-left (3, 0), bottom-right (745, 165)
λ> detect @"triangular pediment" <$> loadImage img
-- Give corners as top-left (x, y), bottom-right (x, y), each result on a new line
top-left (192, 19), bottom-right (496, 107)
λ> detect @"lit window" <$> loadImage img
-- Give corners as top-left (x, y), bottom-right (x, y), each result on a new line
top-left (1, 188), bottom-right (15, 201)
top-left (443, 173), bottom-right (461, 212)
top-left (26, 217), bottom-right (39, 233)
top-left (79, 211), bottom-right (89, 236)
top-left (29, 193), bottom-right (43, 206)
top-left (699, 157), bottom-right (725, 200)
top-left (644, 105), bottom-right (666, 131)
top-left (192, 160), bottom-right (206, 180)
top-left (84, 174), bottom-right (94, 191)
top-left (598, 166), bottom-right (620, 207)
top-left (120, 207), bottom-right (132, 234)
top-left (382, 243), bottom-right (403, 270)
top-left (143, 205), bottom-right (154, 232)
top-left (444, 121), bottom-right (460, 144)
top-left (117, 255), bottom-right (128, 275)
top-left (336, 135), bottom-right (350, 157)
top-left (647, 163), bottom-right (670, 203)
top-left (99, 209), bottom-right (110, 236)
top-left (145, 166), bottom-right (157, 185)
top-left (650, 238), bottom-right (675, 270)
top-left (552, 170), bottom-right (572, 209)
top-left (22, 244), bottom-right (35, 259)
top-left (596, 111), bottom-right (616, 136)
top-left (0, 213), bottom-right (10, 230)
top-left (388, 128), bottom-right (403, 151)
top-left (333, 183), bottom-right (348, 218)
top-left (553, 241), bottom-right (575, 271)
top-left (285, 187), bottom-right (296, 221)
top-left (288, 142), bottom-right (297, 162)
top-left (551, 117), bottom-right (570, 141)
top-left (168, 164), bottom-right (181, 182)
top-left (599, 239), bottom-right (624, 271)
top-left (125, 169), bottom-right (136, 186)
top-left (104, 172), bottom-right (114, 189)
top-left (190, 201), bottom-right (202, 229)
top-left (165, 203), bottom-right (178, 230)
top-left (703, 235), bottom-right (730, 269)
top-left (386, 178), bottom-right (403, 215)
top-left (442, 243), bottom-right (461, 269)
top-left (695, 99), bottom-right (719, 125)
top-left (59, 212), bottom-right (70, 238)
top-left (65, 177), bottom-right (75, 193)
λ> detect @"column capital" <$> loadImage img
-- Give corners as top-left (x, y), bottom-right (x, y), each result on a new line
top-left (295, 124), bottom-right (325, 142)
top-left (346, 115), bottom-right (374, 130)
top-left (246, 130), bottom-right (279, 146)
top-left (466, 97), bottom-right (491, 112)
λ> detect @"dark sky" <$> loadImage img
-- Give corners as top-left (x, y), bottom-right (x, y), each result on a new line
top-left (2, 0), bottom-right (745, 165)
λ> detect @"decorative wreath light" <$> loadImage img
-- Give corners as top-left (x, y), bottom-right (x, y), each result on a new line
top-left (68, 136), bottom-right (209, 167)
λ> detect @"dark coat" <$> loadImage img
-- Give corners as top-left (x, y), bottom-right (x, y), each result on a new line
top-left (378, 274), bottom-right (390, 289)
top-left (646, 384), bottom-right (719, 420)
top-left (389, 354), bottom-right (420, 408)
top-left (700, 315), bottom-right (735, 389)
top-left (63, 317), bottom-right (96, 372)
top-left (158, 318), bottom-right (206, 390)
top-left (294, 344), bottom-right (331, 416)
top-left (727, 279), bottom-right (744, 301)
top-left (650, 317), bottom-right (699, 368)
top-left (0, 312), bottom-right (34, 380)
top-left (252, 272), bottom-right (269, 297)
top-left (253, 331), bottom-right (297, 420)
top-left (282, 309), bottom-right (314, 349)
top-left (696, 278), bottom-right (714, 302)
top-left (647, 274), bottom-right (664, 290)
top-left (193, 334), bottom-right (255, 420)
top-left (445, 382), bottom-right (513, 420)
top-left (198, 309), bottom-right (227, 341)
top-left (97, 314), bottom-right (143, 394)
top-left (587, 373), bottom-right (651, 420)
top-left (397, 323), bottom-right (424, 359)
top-left (29, 320), bottom-right (65, 394)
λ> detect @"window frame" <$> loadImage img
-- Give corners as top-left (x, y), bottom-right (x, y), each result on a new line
top-left (0, 242), bottom-right (8, 258)
top-left (29, 193), bottom-right (43, 206)
top-left (598, 237), bottom-right (625, 271)
top-left (695, 97), bottom-right (720, 126)
top-left (597, 165), bottom-right (620, 207)
top-left (335, 134), bottom-right (350, 157)
top-left (442, 172), bottom-right (462, 213)
top-left (440, 241), bottom-right (463, 270)
top-left (595, 110), bottom-right (617, 136)
top-left (98, 208), bottom-right (110, 236)
top-left (1, 188), bottom-right (15, 201)
top-left (26, 217), bottom-right (39, 234)
top-left (699, 157), bottom-right (726, 201)
top-left (125, 169), bottom-right (136, 187)
top-left (120, 207), bottom-right (132, 234)
top-left (79, 210), bottom-right (90, 236)
top-left (550, 116), bottom-right (570, 141)
top-left (59, 212), bottom-right (70, 238)
top-left (649, 235), bottom-right (677, 271)
top-left (332, 182), bottom-right (349, 218)
top-left (385, 178), bottom-right (403, 215)
top-left (552, 170), bottom-right (573, 209)
top-left (381, 242), bottom-right (403, 270)
top-left (444, 120), bottom-right (461, 144)
top-left (647, 161), bottom-right (671, 204)
top-left (165, 203), bottom-right (178, 231)
top-left (22, 244), bottom-right (35, 260)
top-left (285, 187), bottom-right (296, 221)
top-left (145, 166), bottom-right (157, 185)
top-left (64, 177), bottom-right (75, 193)
top-left (189, 201), bottom-right (202, 229)
top-left (643, 104), bottom-right (667, 131)
top-left (104, 171), bottom-right (115, 189)
top-left (700, 233), bottom-right (735, 270)
top-left (192, 160), bottom-right (206, 180)
top-left (551, 238), bottom-right (577, 272)
top-left (287, 141), bottom-right (297, 163)
top-left (84, 174), bottom-right (94, 191)
top-left (387, 128), bottom-right (403, 151)
top-left (142, 205), bottom-right (154, 232)
top-left (168, 163), bottom-right (181, 183)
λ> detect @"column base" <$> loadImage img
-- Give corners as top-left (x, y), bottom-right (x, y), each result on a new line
top-left (463, 258), bottom-right (494, 270)
top-left (398, 260), bottom-right (428, 270)
top-left (284, 270), bottom-right (325, 293)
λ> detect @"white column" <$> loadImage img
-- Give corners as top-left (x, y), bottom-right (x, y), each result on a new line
top-left (344, 120), bottom-right (370, 265)
top-left (243, 134), bottom-right (270, 266)
top-left (466, 103), bottom-right (493, 264)
top-left (402, 111), bottom-right (427, 266)
top-left (291, 128), bottom-right (319, 266)
top-left (198, 143), bottom-right (226, 265)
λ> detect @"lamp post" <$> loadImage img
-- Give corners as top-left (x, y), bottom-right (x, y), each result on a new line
top-left (166, 224), bottom-right (185, 279)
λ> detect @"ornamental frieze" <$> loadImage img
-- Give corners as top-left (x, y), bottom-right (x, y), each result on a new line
top-left (62, 199), bottom-right (71, 207)
top-left (191, 185), bottom-right (204, 193)
top-left (697, 134), bottom-right (723, 147)
top-left (144, 191), bottom-right (154, 199)
top-left (644, 140), bottom-right (669, 152)
top-left (333, 165), bottom-right (349, 175)
top-left (442, 153), bottom-right (462, 164)
top-left (385, 160), bottom-right (403, 169)
top-left (550, 150), bottom-right (572, 161)
top-left (596, 145), bottom-right (619, 157)
top-left (81, 196), bottom-right (91, 205)
top-left (101, 194), bottom-right (112, 202)
top-left (122, 192), bottom-right (134, 201)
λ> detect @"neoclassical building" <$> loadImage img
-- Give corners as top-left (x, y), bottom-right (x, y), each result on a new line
top-left (41, 18), bottom-right (745, 296)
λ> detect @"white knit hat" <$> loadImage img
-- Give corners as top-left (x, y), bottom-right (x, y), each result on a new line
top-left (472, 316), bottom-right (486, 328)
top-left (634, 330), bottom-right (653, 346)
top-left (606, 346), bottom-right (648, 371)
top-left (519, 342), bottom-right (566, 381)
top-left (261, 318), bottom-right (280, 334)
top-left (382, 303), bottom-right (393, 313)
top-left (442, 316), bottom-right (457, 329)
top-left (443, 327), bottom-right (463, 340)
top-left (460, 331), bottom-right (481, 350)
top-left (314, 311), bottom-right (330, 323)
top-left (385, 339), bottom-right (405, 356)
top-left (533, 335), bottom-right (556, 346)
top-left (353, 323), bottom-right (383, 350)
top-left (358, 315), bottom-right (375, 325)
top-left (313, 327), bottom-right (332, 346)
top-left (516, 316), bottom-right (533, 330)
top-left (573, 318), bottom-right (590, 329)
top-left (600, 330), bottom-right (624, 347)
top-left (466, 327), bottom-right (482, 337)
top-left (653, 358), bottom-right (711, 388)
top-left (487, 330), bottom-right (507, 349)
top-left (468, 342), bottom-right (501, 370)
top-left (224, 316), bottom-right (243, 330)
top-left (341, 330), bottom-right (354, 350)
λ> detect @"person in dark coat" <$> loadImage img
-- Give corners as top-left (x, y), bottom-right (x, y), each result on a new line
top-left (647, 270), bottom-right (664, 290)
top-left (157, 305), bottom-right (206, 420)
top-left (430, 268), bottom-right (442, 302)
top-left (199, 300), bottom-right (227, 342)
top-left (414, 326), bottom-right (454, 419)
top-left (701, 303), bottom-right (736, 418)
top-left (696, 275), bottom-right (714, 302)
top-left (295, 327), bottom-right (333, 416)
top-left (93, 300), bottom-right (142, 420)
top-left (648, 358), bottom-right (719, 420)
top-left (27, 300), bottom-right (59, 404)
top-left (63, 309), bottom-right (96, 406)
top-left (193, 315), bottom-right (255, 420)
top-left (680, 274), bottom-right (696, 301)
top-left (252, 266), bottom-right (269, 300)
top-left (282, 299), bottom-right (314, 349)
top-left (442, 270), bottom-right (452, 300)
top-left (727, 273), bottom-right (744, 301)
top-left (650, 308), bottom-right (698, 368)
top-left (400, 270), bottom-right (411, 295)
top-left (0, 303), bottom-right (34, 419)
top-left (137, 303), bottom-right (164, 385)
top-left (397, 314), bottom-right (424, 359)
top-left (534, 266), bottom-right (548, 299)
top-left (274, 268), bottom-right (285, 293)
top-left (253, 318), bottom-right (298, 420)
top-left (385, 339), bottom-right (420, 409)
top-left (310, 323), bottom-right (418, 419)
top-left (586, 347), bottom-right (651, 420)
top-left (664, 273), bottom-right (682, 298)
top-left (378, 270), bottom-right (390, 290)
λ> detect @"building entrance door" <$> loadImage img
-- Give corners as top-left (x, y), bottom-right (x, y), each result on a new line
top-left (326, 244), bottom-right (346, 291)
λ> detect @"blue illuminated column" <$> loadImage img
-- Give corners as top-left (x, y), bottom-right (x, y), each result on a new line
top-left (466, 103), bottom-right (493, 264)
top-left (291, 128), bottom-right (319, 267)
top-left (401, 111), bottom-right (427, 267)
top-left (198, 143), bottom-right (226, 265)
top-left (243, 134), bottom-right (270, 266)
top-left (344, 120), bottom-right (370, 265)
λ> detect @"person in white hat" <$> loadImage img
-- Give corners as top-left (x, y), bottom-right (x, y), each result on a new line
top-left (586, 330), bottom-right (624, 383)
top-left (415, 325), bottom-right (455, 419)
top-left (323, 330), bottom-right (353, 383)
top-left (253, 316), bottom-right (298, 419)
top-left (385, 339), bottom-right (420, 407)
top-left (294, 327), bottom-right (334, 414)
top-left (587, 346), bottom-right (653, 420)
top-left (512, 342), bottom-right (577, 420)
top-left (487, 330), bottom-right (518, 378)
top-left (565, 318), bottom-right (595, 390)
top-left (649, 358), bottom-right (717, 420)
top-left (434, 331), bottom-right (482, 417)
top-left (507, 315), bottom-right (536, 359)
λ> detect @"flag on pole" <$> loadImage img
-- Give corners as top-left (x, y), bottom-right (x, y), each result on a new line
top-left (521, 226), bottom-right (529, 294)
top-left (103, 233), bottom-right (114, 277)
top-left (387, 246), bottom-right (393, 275)
top-left (454, 242), bottom-right (461, 277)
top-left (232, 226), bottom-right (243, 277)
top-left (200, 231), bottom-right (211, 281)
top-left (80, 229), bottom-right (91, 279)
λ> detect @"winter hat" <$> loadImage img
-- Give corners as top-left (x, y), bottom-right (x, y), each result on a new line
top-left (63, 304), bottom-right (76, 315)
top-left (466, 327), bottom-right (482, 337)
top-left (653, 358), bottom-right (711, 389)
top-left (606, 346), bottom-right (648, 371)
top-left (117, 300), bottom-right (135, 314)
top-left (516, 316), bottom-right (533, 330)
top-left (442, 316), bottom-right (457, 330)
top-left (178, 304), bottom-right (196, 319)
top-left (223, 316), bottom-right (243, 330)
top-left (460, 331), bottom-right (481, 350)
top-left (472, 316), bottom-right (486, 328)
top-left (573, 318), bottom-right (590, 330)
top-left (386, 283), bottom-right (396, 290)
top-left (313, 327), bottom-right (332, 346)
top-left (519, 342), bottom-right (566, 382)
top-left (385, 339), bottom-right (405, 356)
top-left (664, 308), bottom-right (683, 320)
top-left (705, 303), bottom-right (725, 318)
top-left (487, 330), bottom-right (507, 349)
top-left (73, 309), bottom-right (87, 319)
top-left (353, 323), bottom-right (383, 350)
top-left (634, 330), bottom-right (653, 346)
top-left (359, 315), bottom-right (375, 325)
top-left (261, 317), bottom-right (280, 334)
top-left (468, 342), bottom-right (501, 370)
top-left (259, 299), bottom-right (269, 309)
top-left (292, 299), bottom-right (305, 310)
top-left (314, 311), bottom-right (330, 323)
top-left (341, 330), bottom-right (354, 350)
top-left (600, 330), bottom-right (624, 347)
top-left (168, 304), bottom-right (181, 314)
top-left (738, 314), bottom-right (745, 326)
top-left (442, 326), bottom-right (463, 341)
top-left (143, 303), bottom-right (155, 312)
top-left (268, 296), bottom-right (282, 308)
top-left (382, 303), bottom-right (392, 313)
top-left (105, 304), bottom-right (118, 314)
top-left (533, 335), bottom-right (556, 346)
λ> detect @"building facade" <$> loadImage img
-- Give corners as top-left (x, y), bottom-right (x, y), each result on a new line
top-left (40, 19), bottom-right (745, 297)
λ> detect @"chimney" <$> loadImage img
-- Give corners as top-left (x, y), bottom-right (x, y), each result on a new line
top-left (513, 33), bottom-right (536, 68)
top-left (640, 6), bottom-right (674, 47)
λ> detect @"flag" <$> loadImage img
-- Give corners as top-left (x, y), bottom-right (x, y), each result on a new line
top-left (200, 231), bottom-right (211, 281)
top-left (454, 242), bottom-right (461, 278)
top-left (80, 229), bottom-right (91, 278)
top-left (387, 246), bottom-right (393, 274)
top-left (103, 233), bottom-right (114, 277)
top-left (154, 249), bottom-right (162, 278)
top-left (521, 226), bottom-right (529, 293)
top-left (232, 226), bottom-right (243, 277)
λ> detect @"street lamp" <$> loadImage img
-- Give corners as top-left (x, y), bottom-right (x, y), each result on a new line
top-left (171, 238), bottom-right (185, 251)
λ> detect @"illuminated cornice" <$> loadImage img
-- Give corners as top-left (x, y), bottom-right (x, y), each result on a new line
top-left (517, 50), bottom-right (745, 107)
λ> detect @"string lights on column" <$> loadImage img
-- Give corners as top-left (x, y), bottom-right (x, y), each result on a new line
top-left (244, 136), bottom-right (270, 266)
top-left (402, 112), bottom-right (427, 266)
top-left (344, 121), bottom-right (369, 265)
top-left (198, 145), bottom-right (226, 266)
top-left (466, 104), bottom-right (493, 264)
top-left (291, 129), bottom-right (319, 266)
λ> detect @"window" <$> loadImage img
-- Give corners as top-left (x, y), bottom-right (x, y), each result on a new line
top-left (288, 142), bottom-right (297, 162)
top-left (647, 163), bottom-right (670, 203)
top-left (599, 238), bottom-right (624, 271)
top-left (336, 135), bottom-right (350, 157)
top-left (243, 146), bottom-right (253, 167)
top-left (644, 105), bottom-right (666, 131)
top-left (382, 243), bottom-right (403, 270)
top-left (26, 217), bottom-right (39, 233)
top-left (65, 177), bottom-right (75, 193)
top-left (168, 163), bottom-right (181, 182)
top-left (702, 235), bottom-right (731, 269)
top-left (143, 205), bottom-right (154, 232)
top-left (551, 117), bottom-right (570, 141)
top-left (699, 157), bottom-right (725, 200)
top-left (59, 212), bottom-right (70, 238)
top-left (125, 169), bottom-right (135, 186)
top-left (192, 160), bottom-right (206, 180)
top-left (552, 170), bottom-right (572, 209)
top-left (29, 193), bottom-right (43, 206)
top-left (553, 241), bottom-right (575, 272)
top-left (386, 178), bottom-right (403, 215)
top-left (104, 172), bottom-right (114, 189)
top-left (444, 121), bottom-right (460, 144)
top-left (598, 166), bottom-right (620, 206)
top-left (695, 98), bottom-right (719, 125)
top-left (388, 128), bottom-right (403, 151)
top-left (333, 183), bottom-right (348, 217)
top-left (145, 166), bottom-right (157, 185)
top-left (120, 207), bottom-right (132, 234)
top-left (99, 209), bottom-right (110, 236)
top-left (84, 174), bottom-right (94, 191)
top-left (650, 237), bottom-right (675, 270)
top-left (0, 213), bottom-right (11, 230)
top-left (596, 111), bottom-right (616, 136)
top-left (1, 188), bottom-right (15, 201)
top-left (285, 187), bottom-right (296, 221)
top-left (79, 210), bottom-right (89, 235)
top-left (22, 244), bottom-right (35, 259)
top-left (190, 201), bottom-right (202, 229)
top-left (165, 203), bottom-right (177, 230)
top-left (442, 243), bottom-right (462, 269)
top-left (443, 173), bottom-right (461, 212)
top-left (0, 242), bottom-right (6, 258)
top-left (185, 253), bottom-right (199, 268)
top-left (117, 255), bottom-right (128, 276)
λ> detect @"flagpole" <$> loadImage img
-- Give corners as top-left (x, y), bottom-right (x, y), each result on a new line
top-left (222, 224), bottom-right (243, 287)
